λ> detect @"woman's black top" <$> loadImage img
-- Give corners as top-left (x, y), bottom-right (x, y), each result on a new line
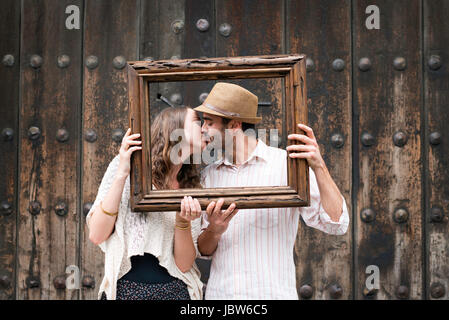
top-left (121, 253), bottom-right (177, 284)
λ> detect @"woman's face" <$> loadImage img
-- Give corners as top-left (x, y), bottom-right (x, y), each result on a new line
top-left (184, 108), bottom-right (206, 154)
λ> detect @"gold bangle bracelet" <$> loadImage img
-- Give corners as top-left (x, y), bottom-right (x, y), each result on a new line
top-left (175, 222), bottom-right (190, 228)
top-left (100, 201), bottom-right (118, 216)
top-left (175, 219), bottom-right (190, 227)
top-left (175, 224), bottom-right (191, 230)
top-left (175, 221), bottom-right (190, 227)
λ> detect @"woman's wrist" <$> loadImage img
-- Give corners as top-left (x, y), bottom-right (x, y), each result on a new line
top-left (175, 212), bottom-right (191, 229)
top-left (175, 212), bottom-right (190, 222)
top-left (176, 219), bottom-right (191, 227)
top-left (175, 220), bottom-right (191, 230)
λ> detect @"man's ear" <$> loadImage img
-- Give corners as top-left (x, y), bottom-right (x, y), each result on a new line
top-left (228, 119), bottom-right (242, 130)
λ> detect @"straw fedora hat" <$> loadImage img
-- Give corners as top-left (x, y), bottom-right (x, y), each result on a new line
top-left (194, 82), bottom-right (262, 124)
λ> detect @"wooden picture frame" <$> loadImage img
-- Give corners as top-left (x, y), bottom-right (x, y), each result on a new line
top-left (126, 54), bottom-right (309, 212)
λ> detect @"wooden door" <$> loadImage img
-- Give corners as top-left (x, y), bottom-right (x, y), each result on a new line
top-left (0, 0), bottom-right (447, 300)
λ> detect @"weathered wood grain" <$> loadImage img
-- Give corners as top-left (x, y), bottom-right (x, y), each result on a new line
top-left (137, 193), bottom-right (308, 212)
top-left (137, 67), bottom-right (292, 80)
top-left (130, 55), bottom-right (305, 71)
top-left (17, 0), bottom-right (82, 299)
top-left (288, 0), bottom-right (352, 300)
top-left (143, 186), bottom-right (296, 197)
top-left (0, 0), bottom-right (21, 300)
top-left (215, 0), bottom-right (285, 148)
top-left (181, 0), bottom-right (216, 109)
top-left (424, 0), bottom-right (449, 300)
top-left (128, 56), bottom-right (309, 213)
top-left (128, 65), bottom-right (143, 211)
top-left (2, 0), bottom-right (448, 301)
top-left (141, 0), bottom-right (186, 123)
top-left (81, 0), bottom-right (138, 300)
top-left (354, 0), bottom-right (422, 299)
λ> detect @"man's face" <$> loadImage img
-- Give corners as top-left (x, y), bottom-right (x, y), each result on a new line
top-left (201, 113), bottom-right (227, 149)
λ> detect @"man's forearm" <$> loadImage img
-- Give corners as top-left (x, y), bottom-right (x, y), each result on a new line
top-left (313, 163), bottom-right (343, 222)
top-left (198, 228), bottom-right (222, 256)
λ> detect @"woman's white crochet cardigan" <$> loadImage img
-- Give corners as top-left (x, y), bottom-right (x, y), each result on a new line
top-left (86, 154), bottom-right (203, 300)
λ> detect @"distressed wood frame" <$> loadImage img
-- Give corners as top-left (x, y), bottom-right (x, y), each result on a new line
top-left (126, 54), bottom-right (309, 212)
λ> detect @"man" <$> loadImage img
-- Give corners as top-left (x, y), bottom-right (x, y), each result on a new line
top-left (195, 82), bottom-right (349, 299)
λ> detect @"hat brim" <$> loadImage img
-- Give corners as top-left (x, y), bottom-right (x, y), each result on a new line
top-left (193, 104), bottom-right (262, 124)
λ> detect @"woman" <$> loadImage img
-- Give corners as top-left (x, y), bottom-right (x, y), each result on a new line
top-left (86, 106), bottom-right (234, 300)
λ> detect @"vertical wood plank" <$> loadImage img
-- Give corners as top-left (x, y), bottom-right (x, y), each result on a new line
top-left (0, 0), bottom-right (21, 300)
top-left (18, 0), bottom-right (83, 299)
top-left (287, 0), bottom-right (353, 299)
top-left (3, 0), bottom-right (447, 302)
top-left (182, 0), bottom-right (216, 109)
top-left (424, 0), bottom-right (449, 300)
top-left (81, 0), bottom-right (138, 299)
top-left (141, 0), bottom-right (186, 122)
top-left (353, 0), bottom-right (423, 299)
top-left (215, 0), bottom-right (284, 146)
top-left (183, 0), bottom-right (216, 288)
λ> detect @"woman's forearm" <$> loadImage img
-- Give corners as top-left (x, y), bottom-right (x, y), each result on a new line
top-left (173, 223), bottom-right (196, 273)
top-left (88, 173), bottom-right (127, 245)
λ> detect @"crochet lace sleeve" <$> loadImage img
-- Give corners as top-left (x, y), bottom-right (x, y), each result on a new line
top-left (85, 154), bottom-right (121, 252)
top-left (191, 217), bottom-right (202, 258)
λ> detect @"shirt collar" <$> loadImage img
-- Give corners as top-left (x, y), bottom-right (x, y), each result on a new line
top-left (214, 138), bottom-right (270, 168)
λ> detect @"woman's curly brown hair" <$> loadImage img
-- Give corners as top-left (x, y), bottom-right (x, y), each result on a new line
top-left (151, 106), bottom-right (202, 190)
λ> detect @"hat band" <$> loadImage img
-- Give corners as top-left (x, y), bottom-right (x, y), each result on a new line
top-left (204, 103), bottom-right (242, 118)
